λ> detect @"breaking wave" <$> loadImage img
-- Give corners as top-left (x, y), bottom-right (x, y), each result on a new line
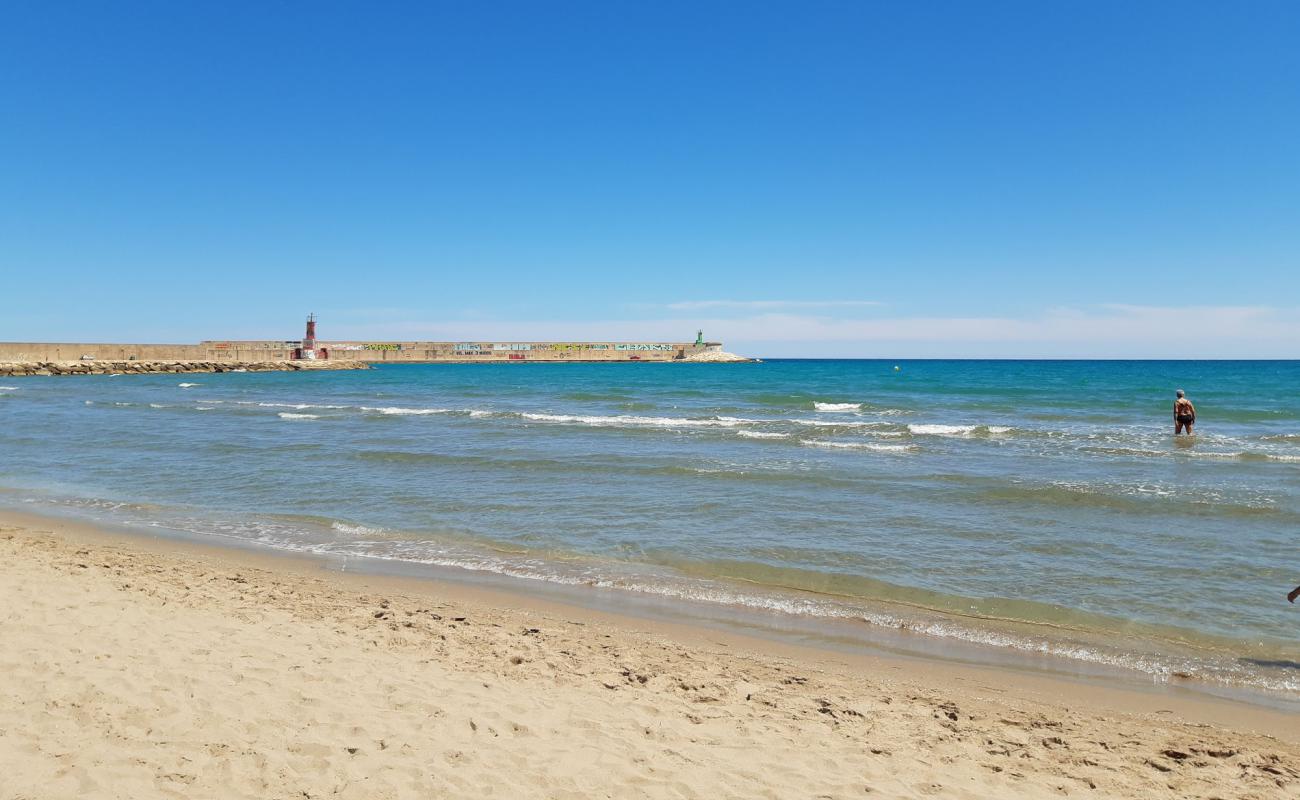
top-left (252, 402), bottom-right (350, 410)
top-left (803, 440), bottom-right (915, 453)
top-left (360, 406), bottom-right (450, 416)
top-left (331, 521), bottom-right (386, 536)
top-left (519, 412), bottom-right (751, 428)
top-left (737, 430), bottom-right (790, 439)
top-left (814, 402), bottom-right (861, 412)
top-left (908, 423), bottom-right (1014, 436)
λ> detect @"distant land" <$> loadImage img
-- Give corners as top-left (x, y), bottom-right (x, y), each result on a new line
top-left (0, 316), bottom-right (752, 370)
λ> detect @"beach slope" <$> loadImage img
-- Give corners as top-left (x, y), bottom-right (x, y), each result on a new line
top-left (1, 517), bottom-right (1296, 799)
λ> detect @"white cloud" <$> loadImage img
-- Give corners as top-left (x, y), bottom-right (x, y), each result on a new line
top-left (665, 299), bottom-right (882, 311)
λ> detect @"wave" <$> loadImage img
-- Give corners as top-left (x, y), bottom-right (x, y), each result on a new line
top-left (518, 412), bottom-right (751, 428)
top-left (907, 423), bottom-right (1014, 437)
top-left (0, 386), bottom-right (17, 391)
top-left (792, 418), bottom-right (894, 428)
top-left (250, 402), bottom-right (350, 410)
top-left (278, 412), bottom-right (319, 420)
top-left (331, 521), bottom-right (386, 536)
top-left (360, 406), bottom-right (450, 416)
top-left (803, 439), bottom-right (914, 453)
top-left (970, 479), bottom-right (1288, 518)
top-left (1261, 433), bottom-right (1300, 443)
top-left (1079, 445), bottom-right (1300, 464)
top-left (1246, 452), bottom-right (1300, 464)
top-left (737, 430), bottom-right (790, 439)
top-left (177, 382), bottom-right (200, 388)
top-left (814, 402), bottom-right (861, 412)
top-left (908, 423), bottom-right (974, 436)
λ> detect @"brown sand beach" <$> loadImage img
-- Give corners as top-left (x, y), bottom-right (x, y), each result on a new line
top-left (1, 509), bottom-right (1297, 800)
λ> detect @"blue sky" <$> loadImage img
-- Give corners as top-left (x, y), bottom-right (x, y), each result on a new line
top-left (2, 1), bottom-right (1297, 357)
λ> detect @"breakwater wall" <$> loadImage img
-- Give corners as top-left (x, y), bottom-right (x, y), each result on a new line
top-left (314, 340), bottom-right (725, 362)
top-left (0, 340), bottom-right (740, 364)
top-left (0, 360), bottom-right (369, 377)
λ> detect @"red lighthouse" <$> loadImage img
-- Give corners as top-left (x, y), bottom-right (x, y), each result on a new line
top-left (295, 314), bottom-right (320, 360)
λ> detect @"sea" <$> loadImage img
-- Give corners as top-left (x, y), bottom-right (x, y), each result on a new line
top-left (2, 360), bottom-right (1298, 700)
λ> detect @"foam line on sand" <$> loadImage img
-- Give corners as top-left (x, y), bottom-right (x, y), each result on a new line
top-left (0, 512), bottom-right (1296, 799)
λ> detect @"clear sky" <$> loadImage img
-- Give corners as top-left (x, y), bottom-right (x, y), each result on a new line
top-left (2, 1), bottom-right (1297, 357)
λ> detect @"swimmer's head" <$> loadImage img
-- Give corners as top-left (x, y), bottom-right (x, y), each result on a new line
top-left (1176, 389), bottom-right (1185, 398)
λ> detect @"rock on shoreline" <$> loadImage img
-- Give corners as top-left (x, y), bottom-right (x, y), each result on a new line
top-left (680, 350), bottom-right (755, 363)
top-left (0, 360), bottom-right (371, 377)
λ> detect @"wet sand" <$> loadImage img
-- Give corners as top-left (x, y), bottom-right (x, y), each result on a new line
top-left (1, 509), bottom-right (1297, 799)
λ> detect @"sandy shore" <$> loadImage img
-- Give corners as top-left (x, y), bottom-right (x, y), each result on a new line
top-left (2, 512), bottom-right (1297, 799)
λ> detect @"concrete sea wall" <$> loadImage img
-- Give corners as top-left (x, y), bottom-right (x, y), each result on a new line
top-left (0, 341), bottom-right (735, 364)
top-left (313, 341), bottom-right (719, 362)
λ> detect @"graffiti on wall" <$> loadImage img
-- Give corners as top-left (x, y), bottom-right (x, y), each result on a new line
top-left (615, 343), bottom-right (673, 351)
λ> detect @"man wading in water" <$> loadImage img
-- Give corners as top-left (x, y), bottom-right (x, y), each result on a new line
top-left (1173, 389), bottom-right (1196, 435)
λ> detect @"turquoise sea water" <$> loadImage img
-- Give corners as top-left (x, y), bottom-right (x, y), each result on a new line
top-left (2, 360), bottom-right (1298, 695)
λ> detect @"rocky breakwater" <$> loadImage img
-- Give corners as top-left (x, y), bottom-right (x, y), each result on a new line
top-left (680, 350), bottom-right (755, 363)
top-left (0, 360), bottom-right (370, 377)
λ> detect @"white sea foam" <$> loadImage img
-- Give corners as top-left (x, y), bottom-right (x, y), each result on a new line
top-left (331, 521), bottom-right (385, 536)
top-left (468, 409), bottom-right (493, 417)
top-left (177, 382), bottom-right (200, 388)
top-left (45, 498), bottom-right (1299, 696)
top-left (520, 412), bottom-right (747, 428)
top-left (737, 430), bottom-right (790, 439)
top-left (253, 402), bottom-right (350, 410)
top-left (148, 403), bottom-right (167, 409)
top-left (0, 386), bottom-right (17, 391)
top-left (275, 540), bottom-right (1298, 694)
top-left (908, 423), bottom-right (977, 436)
top-left (792, 418), bottom-right (891, 428)
top-left (361, 406), bottom-right (450, 415)
top-left (196, 406), bottom-right (215, 411)
top-left (278, 412), bottom-right (319, 420)
top-left (803, 439), bottom-right (913, 452)
top-left (814, 402), bottom-right (861, 412)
